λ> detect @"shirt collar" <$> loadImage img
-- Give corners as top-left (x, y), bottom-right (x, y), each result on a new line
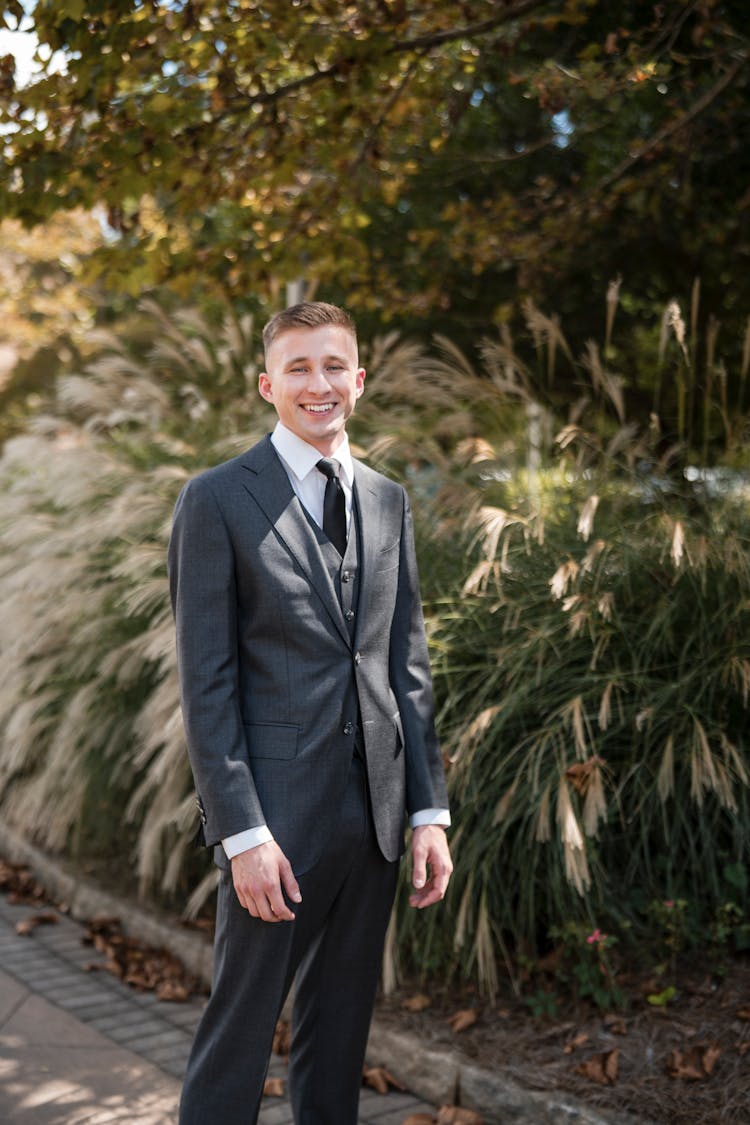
top-left (271, 421), bottom-right (354, 487)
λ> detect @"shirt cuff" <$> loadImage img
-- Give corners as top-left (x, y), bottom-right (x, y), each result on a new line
top-left (409, 808), bottom-right (451, 829)
top-left (222, 825), bottom-right (274, 859)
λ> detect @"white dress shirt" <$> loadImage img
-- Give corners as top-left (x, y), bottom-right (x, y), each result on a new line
top-left (222, 422), bottom-right (449, 859)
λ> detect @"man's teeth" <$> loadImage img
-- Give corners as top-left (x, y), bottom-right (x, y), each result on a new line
top-left (304, 404), bottom-right (334, 413)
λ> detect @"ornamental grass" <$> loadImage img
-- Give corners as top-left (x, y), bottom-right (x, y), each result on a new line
top-left (1, 293), bottom-right (748, 1001)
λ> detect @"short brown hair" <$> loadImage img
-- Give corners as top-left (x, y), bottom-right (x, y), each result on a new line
top-left (262, 301), bottom-right (357, 356)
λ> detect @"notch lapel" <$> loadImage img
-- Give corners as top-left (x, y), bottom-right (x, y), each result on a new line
top-left (240, 438), bottom-right (350, 646)
top-left (351, 464), bottom-right (382, 649)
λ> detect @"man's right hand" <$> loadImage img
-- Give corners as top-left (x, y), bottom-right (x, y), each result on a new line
top-left (230, 841), bottom-right (302, 923)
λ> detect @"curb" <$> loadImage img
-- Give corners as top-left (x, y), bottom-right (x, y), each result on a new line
top-left (0, 822), bottom-right (649, 1125)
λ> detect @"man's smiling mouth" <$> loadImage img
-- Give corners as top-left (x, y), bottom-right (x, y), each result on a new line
top-left (302, 403), bottom-right (335, 413)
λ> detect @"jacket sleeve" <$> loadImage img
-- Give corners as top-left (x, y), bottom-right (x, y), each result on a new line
top-left (167, 476), bottom-right (265, 846)
top-left (388, 486), bottom-right (449, 817)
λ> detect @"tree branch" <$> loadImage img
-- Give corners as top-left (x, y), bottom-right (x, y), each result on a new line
top-left (225, 0), bottom-right (547, 120)
top-left (390, 0), bottom-right (547, 53)
top-left (347, 58), bottom-right (420, 172)
top-left (591, 52), bottom-right (747, 199)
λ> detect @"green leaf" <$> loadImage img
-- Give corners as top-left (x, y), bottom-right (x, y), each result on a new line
top-left (647, 986), bottom-right (677, 1007)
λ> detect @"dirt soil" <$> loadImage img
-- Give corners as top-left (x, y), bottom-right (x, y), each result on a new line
top-left (376, 956), bottom-right (750, 1125)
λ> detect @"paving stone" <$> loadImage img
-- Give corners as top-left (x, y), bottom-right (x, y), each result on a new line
top-left (146, 1042), bottom-right (192, 1067)
top-left (54, 987), bottom-right (120, 1008)
top-left (159, 1003), bottom-right (203, 1029)
top-left (162, 1056), bottom-right (190, 1079)
top-left (133, 1028), bottom-right (192, 1052)
top-left (257, 1101), bottom-right (296, 1124)
top-left (106, 1018), bottom-right (171, 1043)
top-left (87, 1007), bottom-right (160, 1033)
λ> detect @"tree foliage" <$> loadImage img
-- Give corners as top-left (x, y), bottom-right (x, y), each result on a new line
top-left (1, 1), bottom-right (748, 340)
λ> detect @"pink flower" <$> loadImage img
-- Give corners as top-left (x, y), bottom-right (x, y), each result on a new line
top-left (586, 928), bottom-right (606, 945)
top-left (664, 900), bottom-right (674, 908)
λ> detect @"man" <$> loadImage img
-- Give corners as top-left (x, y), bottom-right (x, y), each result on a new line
top-left (168, 301), bottom-right (452, 1124)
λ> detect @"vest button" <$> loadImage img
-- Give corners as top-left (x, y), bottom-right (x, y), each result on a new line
top-left (343, 722), bottom-right (354, 735)
top-left (354, 651), bottom-right (361, 665)
top-left (341, 570), bottom-right (351, 583)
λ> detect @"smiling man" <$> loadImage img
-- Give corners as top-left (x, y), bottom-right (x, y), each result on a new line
top-left (168, 301), bottom-right (452, 1125)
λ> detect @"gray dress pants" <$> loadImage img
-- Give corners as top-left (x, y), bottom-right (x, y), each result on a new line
top-left (179, 754), bottom-right (399, 1125)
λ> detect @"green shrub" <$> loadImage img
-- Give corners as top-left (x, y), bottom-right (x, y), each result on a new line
top-left (1, 294), bottom-right (748, 1008)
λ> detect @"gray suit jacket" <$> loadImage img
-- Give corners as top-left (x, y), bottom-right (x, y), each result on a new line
top-left (167, 435), bottom-right (448, 874)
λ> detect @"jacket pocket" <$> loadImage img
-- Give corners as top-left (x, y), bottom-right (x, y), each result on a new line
top-left (244, 721), bottom-right (299, 760)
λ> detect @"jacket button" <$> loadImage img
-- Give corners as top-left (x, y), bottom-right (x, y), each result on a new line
top-left (343, 722), bottom-right (354, 735)
top-left (341, 571), bottom-right (351, 583)
top-left (345, 609), bottom-right (355, 621)
top-left (354, 651), bottom-right (361, 665)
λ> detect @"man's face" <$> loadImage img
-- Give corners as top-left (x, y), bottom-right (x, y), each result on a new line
top-left (258, 325), bottom-right (365, 456)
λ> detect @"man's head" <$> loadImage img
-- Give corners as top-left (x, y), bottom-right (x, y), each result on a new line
top-left (259, 301), bottom-right (365, 457)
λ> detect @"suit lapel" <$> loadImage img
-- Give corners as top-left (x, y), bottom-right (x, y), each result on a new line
top-left (352, 461), bottom-right (382, 648)
top-left (241, 437), bottom-right (350, 646)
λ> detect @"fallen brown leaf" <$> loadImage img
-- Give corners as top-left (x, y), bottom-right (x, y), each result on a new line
top-left (736, 1006), bottom-right (750, 1021)
top-left (363, 1065), bottom-right (406, 1094)
top-left (80, 916), bottom-right (203, 1000)
top-left (262, 1076), bottom-right (284, 1097)
top-left (667, 1048), bottom-right (704, 1081)
top-left (603, 1015), bottom-right (628, 1036)
top-left (402, 993), bottom-right (432, 1012)
top-left (574, 1047), bottom-right (619, 1085)
top-left (435, 1107), bottom-right (484, 1124)
top-left (447, 1008), bottom-right (478, 1033)
top-left (15, 911), bottom-right (58, 936)
top-left (702, 1044), bottom-right (721, 1076)
top-left (273, 1019), bottom-right (291, 1057)
top-left (400, 1116), bottom-right (434, 1125)
top-left (0, 860), bottom-right (48, 906)
top-left (667, 1043), bottom-right (721, 1081)
top-left (563, 1031), bottom-right (590, 1054)
top-left (156, 980), bottom-right (190, 1002)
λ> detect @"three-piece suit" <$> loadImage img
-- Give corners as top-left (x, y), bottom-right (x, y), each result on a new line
top-left (168, 431), bottom-right (448, 1123)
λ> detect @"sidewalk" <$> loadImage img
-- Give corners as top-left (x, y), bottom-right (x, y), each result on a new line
top-left (0, 894), bottom-right (437, 1125)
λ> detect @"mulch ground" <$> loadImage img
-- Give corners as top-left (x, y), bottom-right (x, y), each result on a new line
top-left (378, 956), bottom-right (750, 1124)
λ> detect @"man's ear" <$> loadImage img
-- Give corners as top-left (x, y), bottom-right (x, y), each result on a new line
top-left (258, 373), bottom-right (273, 402)
top-left (355, 368), bottom-right (366, 398)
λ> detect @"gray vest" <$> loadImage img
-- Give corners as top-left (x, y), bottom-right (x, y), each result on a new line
top-left (313, 496), bottom-right (362, 737)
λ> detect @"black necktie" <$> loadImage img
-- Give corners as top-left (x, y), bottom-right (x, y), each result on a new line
top-left (317, 458), bottom-right (347, 556)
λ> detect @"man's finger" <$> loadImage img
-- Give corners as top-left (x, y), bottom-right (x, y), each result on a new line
top-left (279, 856), bottom-right (303, 906)
top-left (409, 875), bottom-right (446, 909)
top-left (266, 883), bottom-right (296, 922)
top-left (260, 894), bottom-right (291, 923)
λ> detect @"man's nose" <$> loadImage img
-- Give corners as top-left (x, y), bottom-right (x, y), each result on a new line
top-left (305, 367), bottom-right (332, 393)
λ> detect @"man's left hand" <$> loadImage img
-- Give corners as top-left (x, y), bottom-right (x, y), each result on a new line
top-left (409, 825), bottom-right (453, 909)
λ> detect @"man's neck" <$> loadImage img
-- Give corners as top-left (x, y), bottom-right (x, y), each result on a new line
top-left (275, 421), bottom-right (348, 460)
